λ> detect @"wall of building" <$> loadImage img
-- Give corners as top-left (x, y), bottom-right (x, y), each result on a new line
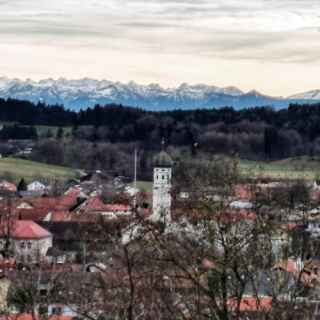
top-left (12, 236), bottom-right (52, 263)
top-left (152, 167), bottom-right (172, 223)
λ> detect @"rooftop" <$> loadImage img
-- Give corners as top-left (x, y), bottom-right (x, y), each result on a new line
top-left (1, 220), bottom-right (52, 240)
top-left (153, 151), bottom-right (173, 167)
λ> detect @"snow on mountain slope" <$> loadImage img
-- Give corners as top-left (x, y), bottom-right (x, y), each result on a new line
top-left (0, 77), bottom-right (246, 110)
top-left (0, 77), bottom-right (318, 110)
top-left (288, 90), bottom-right (320, 100)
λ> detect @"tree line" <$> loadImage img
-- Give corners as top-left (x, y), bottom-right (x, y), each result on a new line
top-left (2, 98), bottom-right (320, 160)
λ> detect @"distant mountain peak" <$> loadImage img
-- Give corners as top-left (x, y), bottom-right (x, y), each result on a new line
top-left (0, 77), bottom-right (319, 111)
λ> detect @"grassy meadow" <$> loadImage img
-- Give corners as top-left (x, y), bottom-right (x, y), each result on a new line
top-left (0, 157), bottom-right (78, 183)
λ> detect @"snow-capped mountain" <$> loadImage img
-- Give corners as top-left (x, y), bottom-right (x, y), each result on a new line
top-left (0, 77), bottom-right (319, 110)
top-left (288, 90), bottom-right (320, 100)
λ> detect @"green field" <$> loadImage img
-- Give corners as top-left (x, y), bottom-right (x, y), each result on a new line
top-left (0, 123), bottom-right (72, 138)
top-left (136, 181), bottom-right (153, 192)
top-left (0, 157), bottom-right (78, 183)
top-left (34, 125), bottom-right (72, 137)
top-left (133, 157), bottom-right (320, 190)
top-left (239, 157), bottom-right (320, 180)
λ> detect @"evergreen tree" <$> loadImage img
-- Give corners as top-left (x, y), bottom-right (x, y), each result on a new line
top-left (46, 129), bottom-right (53, 138)
top-left (56, 127), bottom-right (64, 140)
top-left (17, 178), bottom-right (27, 192)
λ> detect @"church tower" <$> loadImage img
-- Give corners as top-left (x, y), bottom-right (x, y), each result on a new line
top-left (151, 149), bottom-right (173, 224)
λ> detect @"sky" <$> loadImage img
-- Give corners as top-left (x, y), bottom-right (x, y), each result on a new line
top-left (1, 0), bottom-right (320, 96)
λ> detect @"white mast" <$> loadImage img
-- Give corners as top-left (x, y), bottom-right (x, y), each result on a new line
top-left (133, 148), bottom-right (137, 208)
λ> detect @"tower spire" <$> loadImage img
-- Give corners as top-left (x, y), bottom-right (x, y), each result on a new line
top-left (151, 147), bottom-right (173, 224)
top-left (161, 137), bottom-right (165, 150)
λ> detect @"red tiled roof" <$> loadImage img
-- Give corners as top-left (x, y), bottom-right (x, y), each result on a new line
top-left (279, 223), bottom-right (298, 232)
top-left (28, 197), bottom-right (59, 209)
top-left (202, 258), bottom-right (216, 270)
top-left (79, 196), bottom-right (131, 213)
top-left (16, 208), bottom-right (49, 221)
top-left (0, 258), bottom-right (16, 269)
top-left (273, 259), bottom-right (298, 273)
top-left (48, 211), bottom-right (72, 222)
top-left (234, 184), bottom-right (252, 201)
top-left (105, 204), bottom-right (131, 212)
top-left (228, 296), bottom-right (272, 312)
top-left (0, 181), bottom-right (17, 192)
top-left (57, 187), bottom-right (82, 208)
top-left (1, 220), bottom-right (52, 240)
top-left (2, 314), bottom-right (73, 320)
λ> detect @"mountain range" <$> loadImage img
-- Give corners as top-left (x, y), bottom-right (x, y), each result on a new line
top-left (0, 77), bottom-right (319, 111)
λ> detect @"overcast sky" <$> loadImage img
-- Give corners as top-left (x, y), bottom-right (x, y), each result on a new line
top-left (1, 0), bottom-right (320, 96)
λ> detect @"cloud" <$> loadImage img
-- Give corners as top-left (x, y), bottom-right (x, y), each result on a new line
top-left (0, 0), bottom-right (320, 95)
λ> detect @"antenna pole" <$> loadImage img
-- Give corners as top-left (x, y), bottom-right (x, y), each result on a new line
top-left (133, 148), bottom-right (137, 208)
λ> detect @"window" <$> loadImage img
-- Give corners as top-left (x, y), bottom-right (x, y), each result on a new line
top-left (20, 241), bottom-right (25, 249)
top-left (52, 307), bottom-right (62, 315)
top-left (162, 175), bottom-right (165, 180)
top-left (27, 241), bottom-right (32, 249)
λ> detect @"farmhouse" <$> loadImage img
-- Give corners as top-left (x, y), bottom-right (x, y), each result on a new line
top-left (0, 220), bottom-right (52, 263)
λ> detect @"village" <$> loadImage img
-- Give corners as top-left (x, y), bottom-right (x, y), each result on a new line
top-left (0, 149), bottom-right (317, 319)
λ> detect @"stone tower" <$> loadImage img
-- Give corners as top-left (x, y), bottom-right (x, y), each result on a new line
top-left (151, 150), bottom-right (173, 224)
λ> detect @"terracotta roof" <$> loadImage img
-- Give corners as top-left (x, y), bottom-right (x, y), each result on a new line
top-left (279, 223), bottom-right (298, 232)
top-left (2, 220), bottom-right (52, 240)
top-left (234, 184), bottom-right (252, 200)
top-left (57, 187), bottom-right (82, 208)
top-left (2, 314), bottom-right (73, 320)
top-left (79, 196), bottom-right (131, 213)
top-left (0, 258), bottom-right (16, 270)
top-left (16, 208), bottom-right (49, 221)
top-left (202, 258), bottom-right (216, 270)
top-left (105, 204), bottom-right (131, 212)
top-left (273, 259), bottom-right (298, 274)
top-left (228, 296), bottom-right (272, 312)
top-left (28, 197), bottom-right (58, 209)
top-left (0, 181), bottom-right (17, 192)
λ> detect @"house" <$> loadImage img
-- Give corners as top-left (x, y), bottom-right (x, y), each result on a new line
top-left (229, 200), bottom-right (253, 210)
top-left (27, 181), bottom-right (47, 192)
top-left (305, 210), bottom-right (320, 237)
top-left (0, 220), bottom-right (52, 263)
top-left (76, 196), bottom-right (132, 220)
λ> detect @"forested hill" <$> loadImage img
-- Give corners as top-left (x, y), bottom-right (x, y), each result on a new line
top-left (2, 98), bottom-right (320, 159)
top-left (2, 97), bottom-right (320, 128)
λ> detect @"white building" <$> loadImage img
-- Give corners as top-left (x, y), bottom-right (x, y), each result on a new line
top-left (27, 181), bottom-right (47, 192)
top-left (0, 220), bottom-right (52, 263)
top-left (151, 151), bottom-right (173, 224)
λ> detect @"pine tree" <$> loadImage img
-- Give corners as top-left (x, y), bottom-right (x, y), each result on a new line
top-left (56, 127), bottom-right (64, 140)
top-left (17, 178), bottom-right (27, 192)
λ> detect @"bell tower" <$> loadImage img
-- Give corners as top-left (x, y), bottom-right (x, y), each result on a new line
top-left (151, 143), bottom-right (173, 224)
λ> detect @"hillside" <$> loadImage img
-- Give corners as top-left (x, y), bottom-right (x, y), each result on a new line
top-left (240, 157), bottom-right (320, 180)
top-left (0, 157), bottom-right (78, 182)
